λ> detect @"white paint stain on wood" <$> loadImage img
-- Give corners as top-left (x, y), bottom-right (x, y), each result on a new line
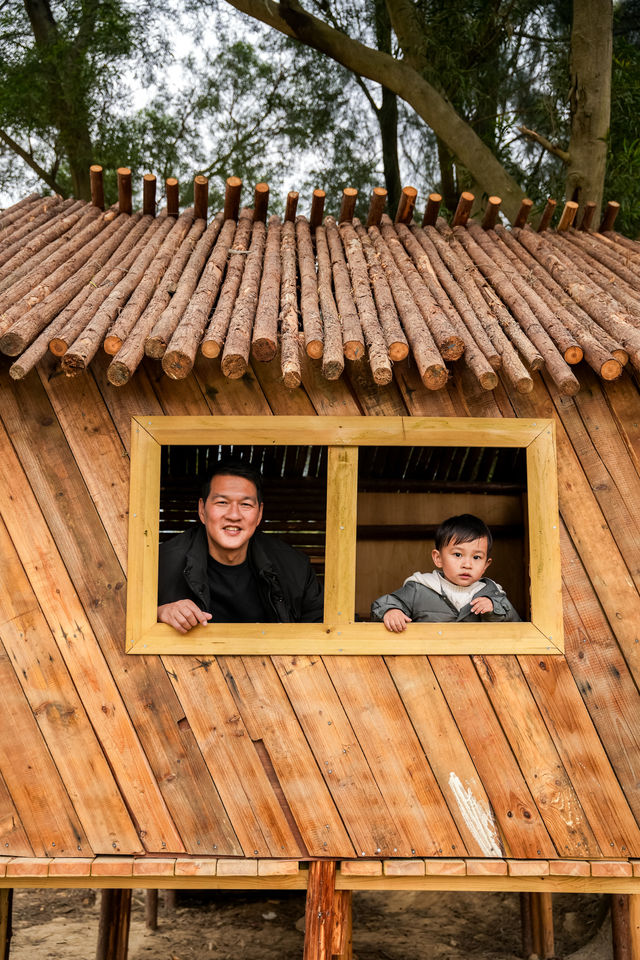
top-left (448, 772), bottom-right (502, 856)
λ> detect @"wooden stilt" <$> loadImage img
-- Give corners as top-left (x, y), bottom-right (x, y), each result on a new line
top-left (96, 889), bottom-right (132, 960)
top-left (164, 889), bottom-right (177, 911)
top-left (0, 889), bottom-right (12, 960)
top-left (303, 860), bottom-right (337, 960)
top-left (117, 168), bottom-right (132, 216)
top-left (166, 177), bottom-right (179, 217)
top-left (535, 892), bottom-right (555, 959)
top-left (520, 892), bottom-right (534, 959)
top-left (331, 890), bottom-right (352, 960)
top-left (90, 165), bottom-right (104, 210)
top-left (530, 889), bottom-right (542, 957)
top-left (145, 889), bottom-right (158, 931)
top-left (612, 894), bottom-right (632, 960)
top-left (142, 174), bottom-right (156, 216)
top-left (628, 894), bottom-right (640, 960)
top-left (422, 192), bottom-right (442, 226)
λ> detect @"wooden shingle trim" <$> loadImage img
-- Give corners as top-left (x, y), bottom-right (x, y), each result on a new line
top-left (590, 861), bottom-right (633, 877)
top-left (216, 859), bottom-right (258, 877)
top-left (425, 859), bottom-right (467, 876)
top-left (465, 860), bottom-right (508, 876)
top-left (91, 857), bottom-right (134, 877)
top-left (6, 858), bottom-right (52, 877)
top-left (340, 860), bottom-right (383, 877)
top-left (47, 858), bottom-right (93, 876)
top-left (174, 858), bottom-right (217, 877)
top-left (548, 860), bottom-right (591, 876)
top-left (507, 861), bottom-right (550, 876)
top-left (132, 858), bottom-right (176, 876)
top-left (0, 858), bottom-right (10, 877)
top-left (383, 860), bottom-right (426, 877)
top-left (257, 860), bottom-right (300, 877)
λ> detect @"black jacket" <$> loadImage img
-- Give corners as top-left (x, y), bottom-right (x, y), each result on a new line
top-left (158, 525), bottom-right (324, 623)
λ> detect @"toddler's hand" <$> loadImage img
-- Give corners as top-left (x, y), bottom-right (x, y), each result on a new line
top-left (383, 609), bottom-right (412, 632)
top-left (470, 596), bottom-right (494, 616)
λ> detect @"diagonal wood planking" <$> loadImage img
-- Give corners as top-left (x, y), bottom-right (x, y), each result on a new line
top-left (0, 768), bottom-right (33, 857)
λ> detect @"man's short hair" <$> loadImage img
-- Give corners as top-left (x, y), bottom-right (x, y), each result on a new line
top-left (435, 514), bottom-right (493, 554)
top-left (200, 458), bottom-right (263, 504)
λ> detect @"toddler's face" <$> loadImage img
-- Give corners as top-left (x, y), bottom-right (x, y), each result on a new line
top-left (432, 536), bottom-right (492, 587)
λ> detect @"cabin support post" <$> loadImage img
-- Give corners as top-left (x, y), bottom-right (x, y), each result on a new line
top-left (96, 889), bottom-right (132, 960)
top-left (520, 893), bottom-right (554, 959)
top-left (611, 894), bottom-right (636, 960)
top-left (629, 894), bottom-right (640, 960)
top-left (303, 860), bottom-right (337, 960)
top-left (145, 889), bottom-right (158, 931)
top-left (520, 893), bottom-right (534, 958)
top-left (331, 890), bottom-right (353, 959)
top-left (0, 889), bottom-right (12, 960)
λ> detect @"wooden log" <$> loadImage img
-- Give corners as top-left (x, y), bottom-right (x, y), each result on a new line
top-left (193, 174), bottom-right (208, 220)
top-left (612, 894), bottom-right (632, 960)
top-left (557, 200), bottom-right (579, 231)
top-left (296, 216), bottom-right (324, 358)
top-left (220, 219), bottom-right (267, 378)
top-left (0, 198), bottom-right (79, 274)
top-left (309, 189), bottom-right (325, 232)
top-left (338, 188), bottom-right (358, 223)
top-left (0, 194), bottom-right (63, 254)
top-left (251, 215), bottom-right (281, 361)
top-left (224, 175), bottom-right (242, 220)
top-left (537, 197), bottom-right (557, 233)
top-left (142, 174), bottom-right (156, 216)
top-left (422, 192), bottom-right (442, 227)
top-left (303, 860), bottom-right (336, 960)
top-left (496, 224), bottom-right (627, 371)
top-left (380, 220), bottom-right (464, 359)
top-left (367, 224), bottom-right (447, 389)
top-left (102, 210), bottom-right (195, 354)
top-left (534, 892), bottom-right (555, 959)
top-left (47, 214), bottom-right (158, 357)
top-left (394, 185), bottom-right (417, 224)
top-left (366, 186), bottom-right (387, 228)
top-left (331, 890), bottom-right (352, 960)
top-left (105, 219), bottom-right (210, 380)
top-left (565, 228), bottom-right (640, 296)
top-left (353, 220), bottom-right (408, 360)
top-left (325, 217), bottom-right (366, 359)
top-left (254, 182), bottom-right (269, 222)
top-left (159, 216), bottom-right (236, 376)
top-left (468, 222), bottom-right (584, 364)
top-left (0, 888), bottom-right (11, 960)
top-left (200, 212), bottom-right (253, 359)
top-left (284, 191), bottom-right (299, 222)
top-left (451, 191), bottom-right (474, 227)
top-left (600, 200), bottom-right (620, 232)
top-left (315, 224), bottom-right (345, 379)
top-left (60, 215), bottom-right (176, 374)
top-left (91, 165), bottom-right (104, 210)
top-left (520, 893), bottom-right (534, 959)
top-left (338, 220), bottom-right (392, 384)
top-left (0, 197), bottom-right (50, 244)
top-left (96, 889), bottom-right (131, 960)
top-left (117, 167), bottom-right (132, 215)
top-left (133, 215), bottom-right (222, 363)
top-left (145, 889), bottom-right (158, 932)
top-left (482, 196), bottom-right (502, 230)
top-left (512, 197), bottom-right (534, 228)
top-left (629, 894), bottom-right (640, 960)
top-left (279, 219), bottom-right (302, 387)
top-left (165, 177), bottom-right (179, 217)
top-left (579, 200), bottom-right (597, 231)
top-left (454, 224), bottom-right (580, 394)
top-left (0, 214), bottom-right (139, 357)
top-left (0, 191), bottom-right (40, 224)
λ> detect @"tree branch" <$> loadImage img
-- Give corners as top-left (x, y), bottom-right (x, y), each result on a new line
top-left (519, 125), bottom-right (570, 164)
top-left (0, 128), bottom-right (65, 194)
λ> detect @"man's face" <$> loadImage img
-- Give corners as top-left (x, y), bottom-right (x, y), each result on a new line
top-left (432, 536), bottom-right (491, 587)
top-left (198, 474), bottom-right (263, 565)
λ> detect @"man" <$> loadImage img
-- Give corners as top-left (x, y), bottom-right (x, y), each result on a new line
top-left (157, 459), bottom-right (324, 633)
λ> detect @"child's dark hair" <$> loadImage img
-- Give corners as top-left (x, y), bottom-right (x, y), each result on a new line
top-left (435, 514), bottom-right (493, 554)
top-left (200, 458), bottom-right (263, 504)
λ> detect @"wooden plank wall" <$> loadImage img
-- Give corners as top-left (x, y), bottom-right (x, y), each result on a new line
top-left (0, 348), bottom-right (639, 862)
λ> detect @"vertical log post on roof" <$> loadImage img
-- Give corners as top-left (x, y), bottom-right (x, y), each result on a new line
top-left (422, 192), bottom-right (442, 226)
top-left (366, 187), bottom-right (387, 228)
top-left (512, 197), bottom-right (533, 228)
top-left (309, 189), bottom-right (325, 232)
top-left (579, 200), bottom-right (597, 231)
top-left (338, 188), bottom-right (358, 223)
top-left (482, 196), bottom-right (502, 230)
top-left (166, 177), bottom-right (179, 217)
top-left (537, 198), bottom-right (557, 232)
top-left (96, 889), bottom-right (132, 960)
top-left (142, 174), bottom-right (156, 216)
top-left (224, 176), bottom-right (242, 220)
top-left (145, 890), bottom-right (158, 932)
top-left (557, 200), bottom-right (579, 231)
top-left (599, 201), bottom-right (620, 232)
top-left (611, 894), bottom-right (632, 960)
top-left (451, 191), bottom-right (474, 227)
top-left (394, 185), bottom-right (417, 224)
top-left (284, 191), bottom-right (299, 222)
top-left (303, 860), bottom-right (337, 960)
top-left (254, 182), bottom-right (269, 222)
top-left (90, 165), bottom-right (104, 210)
top-left (117, 167), bottom-right (132, 216)
top-left (0, 888), bottom-right (12, 960)
top-left (193, 175), bottom-right (209, 220)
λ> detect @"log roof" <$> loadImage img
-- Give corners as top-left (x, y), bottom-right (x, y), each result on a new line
top-left (1, 187), bottom-right (640, 875)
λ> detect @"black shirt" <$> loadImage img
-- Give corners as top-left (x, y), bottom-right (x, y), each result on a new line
top-left (206, 555), bottom-right (273, 622)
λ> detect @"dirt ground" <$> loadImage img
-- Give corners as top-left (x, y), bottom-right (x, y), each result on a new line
top-left (7, 886), bottom-right (611, 959)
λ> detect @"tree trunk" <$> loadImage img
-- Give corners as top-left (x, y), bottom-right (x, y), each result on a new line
top-left (566, 0), bottom-right (612, 220)
top-left (374, 0), bottom-right (401, 214)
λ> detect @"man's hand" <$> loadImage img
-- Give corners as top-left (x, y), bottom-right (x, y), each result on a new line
top-left (470, 596), bottom-right (494, 616)
top-left (383, 609), bottom-right (412, 633)
top-left (157, 600), bottom-right (212, 634)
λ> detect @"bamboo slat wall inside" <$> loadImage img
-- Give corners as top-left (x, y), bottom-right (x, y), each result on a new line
top-left (1, 187), bottom-right (640, 394)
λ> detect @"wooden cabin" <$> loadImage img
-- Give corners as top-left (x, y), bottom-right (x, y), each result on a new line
top-left (0, 172), bottom-right (639, 959)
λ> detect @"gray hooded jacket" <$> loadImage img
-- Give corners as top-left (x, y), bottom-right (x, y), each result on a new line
top-left (371, 570), bottom-right (521, 623)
